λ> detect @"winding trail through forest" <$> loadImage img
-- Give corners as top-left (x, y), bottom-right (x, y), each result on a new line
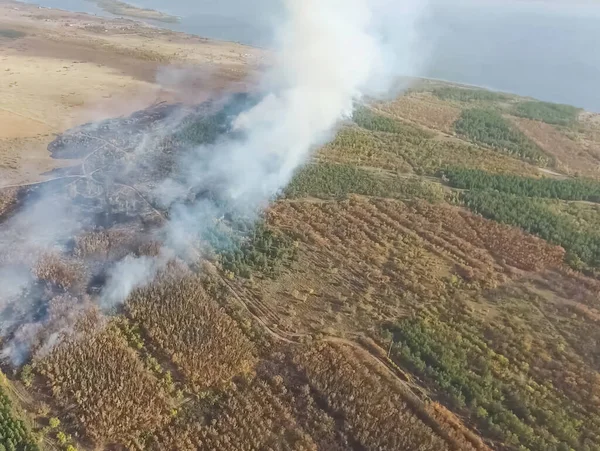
top-left (214, 266), bottom-right (425, 393)
top-left (214, 267), bottom-right (489, 451)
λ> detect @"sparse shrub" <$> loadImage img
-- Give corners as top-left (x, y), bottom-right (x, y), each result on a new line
top-left (20, 364), bottom-right (33, 388)
top-left (56, 431), bottom-right (69, 445)
top-left (353, 105), bottom-right (433, 138)
top-left (0, 29), bottom-right (26, 39)
top-left (49, 417), bottom-right (60, 429)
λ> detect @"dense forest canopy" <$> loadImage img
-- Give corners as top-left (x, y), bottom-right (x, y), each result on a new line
top-left (454, 108), bottom-right (549, 165)
top-left (512, 100), bottom-right (581, 126)
top-left (444, 168), bottom-right (600, 202)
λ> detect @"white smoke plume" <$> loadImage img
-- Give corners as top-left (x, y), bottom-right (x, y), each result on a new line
top-left (104, 0), bottom-right (429, 300)
top-left (196, 0), bottom-right (428, 200)
top-left (0, 0), bottom-right (430, 361)
top-left (102, 0), bottom-right (430, 302)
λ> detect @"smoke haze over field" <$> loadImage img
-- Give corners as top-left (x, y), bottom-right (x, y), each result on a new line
top-left (103, 0), bottom-right (430, 301)
top-left (0, 0), bottom-right (430, 362)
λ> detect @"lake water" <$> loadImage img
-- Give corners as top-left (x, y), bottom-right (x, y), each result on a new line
top-left (424, 1), bottom-right (600, 112)
top-left (19, 0), bottom-right (600, 112)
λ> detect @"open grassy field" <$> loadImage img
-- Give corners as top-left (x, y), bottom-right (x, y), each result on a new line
top-left (0, 0), bottom-right (259, 186)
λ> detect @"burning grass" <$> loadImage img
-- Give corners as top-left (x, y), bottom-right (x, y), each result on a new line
top-left (74, 228), bottom-right (161, 260)
top-left (33, 253), bottom-right (86, 292)
top-left (0, 187), bottom-right (18, 218)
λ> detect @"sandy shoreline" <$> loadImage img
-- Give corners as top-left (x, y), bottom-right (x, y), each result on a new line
top-left (0, 0), bottom-right (262, 186)
top-left (89, 0), bottom-right (180, 23)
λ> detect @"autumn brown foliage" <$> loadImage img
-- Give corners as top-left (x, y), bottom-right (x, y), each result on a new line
top-left (293, 342), bottom-right (454, 450)
top-left (74, 228), bottom-right (161, 259)
top-left (34, 252), bottom-right (86, 290)
top-left (150, 377), bottom-right (318, 451)
top-left (513, 117), bottom-right (600, 178)
top-left (375, 93), bottom-right (462, 133)
top-left (126, 270), bottom-right (257, 391)
top-left (37, 311), bottom-right (170, 446)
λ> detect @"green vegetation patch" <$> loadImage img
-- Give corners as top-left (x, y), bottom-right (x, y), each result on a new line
top-left (171, 94), bottom-right (257, 147)
top-left (444, 168), bottom-right (600, 202)
top-left (0, 387), bottom-right (39, 451)
top-left (321, 112), bottom-right (540, 177)
top-left (512, 100), bottom-right (581, 126)
top-left (0, 29), bottom-right (26, 40)
top-left (432, 86), bottom-right (510, 103)
top-left (285, 163), bottom-right (444, 202)
top-left (204, 221), bottom-right (298, 279)
top-left (461, 190), bottom-right (600, 269)
top-left (353, 106), bottom-right (433, 138)
top-left (548, 201), bottom-right (600, 236)
top-left (221, 223), bottom-right (297, 279)
top-left (173, 111), bottom-right (229, 146)
top-left (454, 108), bottom-right (549, 165)
top-left (385, 313), bottom-right (594, 451)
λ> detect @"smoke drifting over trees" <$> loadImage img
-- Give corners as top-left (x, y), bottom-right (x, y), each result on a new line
top-left (0, 0), bottom-right (428, 361)
top-left (106, 0), bottom-right (429, 304)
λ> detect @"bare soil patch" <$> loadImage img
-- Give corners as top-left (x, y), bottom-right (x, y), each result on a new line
top-left (512, 116), bottom-right (600, 178)
top-left (375, 93), bottom-right (462, 134)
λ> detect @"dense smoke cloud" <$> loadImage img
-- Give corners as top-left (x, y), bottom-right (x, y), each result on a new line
top-left (0, 0), bottom-right (429, 363)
